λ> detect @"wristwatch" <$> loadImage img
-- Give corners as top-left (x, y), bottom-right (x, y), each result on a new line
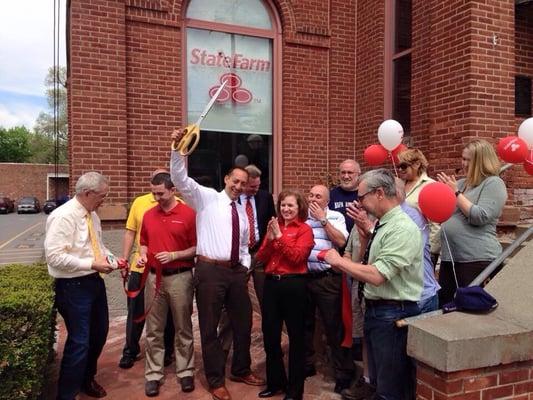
top-left (455, 190), bottom-right (461, 197)
top-left (320, 218), bottom-right (327, 227)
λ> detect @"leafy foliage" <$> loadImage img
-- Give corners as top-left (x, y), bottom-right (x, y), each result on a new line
top-left (0, 264), bottom-right (56, 400)
top-left (0, 126), bottom-right (32, 162)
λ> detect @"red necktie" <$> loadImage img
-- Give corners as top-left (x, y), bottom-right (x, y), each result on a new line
top-left (230, 201), bottom-right (240, 264)
top-left (246, 196), bottom-right (256, 248)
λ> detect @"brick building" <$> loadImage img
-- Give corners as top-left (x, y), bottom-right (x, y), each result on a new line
top-left (67, 0), bottom-right (532, 223)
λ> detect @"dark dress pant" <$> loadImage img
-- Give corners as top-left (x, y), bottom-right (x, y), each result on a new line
top-left (262, 275), bottom-right (307, 400)
top-left (55, 273), bottom-right (108, 400)
top-left (304, 272), bottom-right (355, 380)
top-left (194, 261), bottom-right (253, 388)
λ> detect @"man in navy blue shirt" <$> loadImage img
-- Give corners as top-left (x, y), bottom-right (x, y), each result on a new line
top-left (329, 159), bottom-right (361, 233)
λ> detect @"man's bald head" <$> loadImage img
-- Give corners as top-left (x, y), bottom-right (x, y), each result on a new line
top-left (308, 184), bottom-right (330, 209)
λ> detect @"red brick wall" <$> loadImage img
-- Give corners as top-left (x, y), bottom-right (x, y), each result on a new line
top-left (354, 0), bottom-right (385, 162)
top-left (417, 360), bottom-right (533, 399)
top-left (68, 0), bottom-right (532, 222)
top-left (0, 163), bottom-right (69, 205)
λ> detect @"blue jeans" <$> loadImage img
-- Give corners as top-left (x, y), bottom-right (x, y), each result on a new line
top-left (364, 301), bottom-right (420, 400)
top-left (55, 273), bottom-right (109, 400)
top-left (418, 294), bottom-right (439, 314)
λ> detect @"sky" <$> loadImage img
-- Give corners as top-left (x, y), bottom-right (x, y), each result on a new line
top-left (0, 0), bottom-right (66, 129)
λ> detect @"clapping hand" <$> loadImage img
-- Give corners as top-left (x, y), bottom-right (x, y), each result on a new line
top-left (436, 172), bottom-right (458, 193)
top-left (347, 202), bottom-right (374, 239)
top-left (267, 217), bottom-right (282, 240)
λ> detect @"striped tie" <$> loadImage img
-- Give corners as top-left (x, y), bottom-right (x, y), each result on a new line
top-left (86, 213), bottom-right (101, 258)
top-left (245, 196), bottom-right (256, 248)
top-left (230, 201), bottom-right (240, 265)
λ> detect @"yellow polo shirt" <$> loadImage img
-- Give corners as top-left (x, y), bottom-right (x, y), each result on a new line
top-left (126, 193), bottom-right (183, 272)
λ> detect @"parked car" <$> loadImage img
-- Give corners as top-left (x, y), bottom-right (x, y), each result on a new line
top-left (0, 197), bottom-right (15, 214)
top-left (43, 200), bottom-right (58, 214)
top-left (17, 196), bottom-right (41, 214)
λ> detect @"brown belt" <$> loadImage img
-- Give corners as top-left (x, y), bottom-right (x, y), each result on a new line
top-left (197, 255), bottom-right (239, 268)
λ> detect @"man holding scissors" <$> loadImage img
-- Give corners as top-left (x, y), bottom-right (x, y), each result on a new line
top-left (171, 121), bottom-right (265, 400)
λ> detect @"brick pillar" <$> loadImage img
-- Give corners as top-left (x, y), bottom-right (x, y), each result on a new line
top-left (68, 0), bottom-right (127, 207)
top-left (417, 361), bottom-right (533, 399)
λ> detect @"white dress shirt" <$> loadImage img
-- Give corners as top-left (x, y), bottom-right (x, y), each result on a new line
top-left (171, 152), bottom-right (251, 268)
top-left (239, 194), bottom-right (259, 244)
top-left (45, 197), bottom-right (111, 278)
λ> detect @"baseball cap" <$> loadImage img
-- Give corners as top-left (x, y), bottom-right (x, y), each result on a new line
top-left (442, 286), bottom-right (498, 314)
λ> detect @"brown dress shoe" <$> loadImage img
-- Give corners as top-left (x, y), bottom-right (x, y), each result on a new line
top-left (230, 372), bottom-right (266, 386)
top-left (210, 385), bottom-right (232, 400)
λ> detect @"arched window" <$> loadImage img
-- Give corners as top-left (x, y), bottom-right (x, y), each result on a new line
top-left (183, 0), bottom-right (279, 191)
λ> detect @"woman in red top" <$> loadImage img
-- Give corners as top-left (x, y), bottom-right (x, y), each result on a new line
top-left (256, 189), bottom-right (314, 400)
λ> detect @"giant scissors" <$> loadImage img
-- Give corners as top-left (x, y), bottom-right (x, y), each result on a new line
top-left (171, 80), bottom-right (228, 155)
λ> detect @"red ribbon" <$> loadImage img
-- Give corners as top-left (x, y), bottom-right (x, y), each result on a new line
top-left (117, 259), bottom-right (161, 323)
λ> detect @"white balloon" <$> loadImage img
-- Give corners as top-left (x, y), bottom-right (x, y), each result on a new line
top-left (518, 118), bottom-right (533, 149)
top-left (377, 120), bottom-right (404, 151)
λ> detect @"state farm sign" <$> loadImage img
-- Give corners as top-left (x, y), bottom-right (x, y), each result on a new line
top-left (187, 28), bottom-right (272, 136)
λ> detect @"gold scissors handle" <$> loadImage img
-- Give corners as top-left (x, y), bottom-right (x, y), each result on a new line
top-left (171, 124), bottom-right (200, 156)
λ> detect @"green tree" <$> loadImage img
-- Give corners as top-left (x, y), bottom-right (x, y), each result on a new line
top-left (32, 66), bottom-right (67, 164)
top-left (0, 126), bottom-right (32, 162)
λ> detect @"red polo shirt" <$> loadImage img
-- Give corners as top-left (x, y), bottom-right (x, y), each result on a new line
top-left (140, 202), bottom-right (196, 269)
top-left (256, 218), bottom-right (314, 275)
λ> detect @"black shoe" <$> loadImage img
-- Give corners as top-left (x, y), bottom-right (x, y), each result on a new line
top-left (341, 377), bottom-right (375, 400)
top-left (164, 352), bottom-right (175, 367)
top-left (334, 378), bottom-right (352, 394)
top-left (118, 354), bottom-right (135, 369)
top-left (258, 387), bottom-right (284, 398)
top-left (145, 380), bottom-right (160, 397)
top-left (304, 366), bottom-right (316, 378)
top-left (81, 379), bottom-right (107, 398)
top-left (180, 376), bottom-right (195, 393)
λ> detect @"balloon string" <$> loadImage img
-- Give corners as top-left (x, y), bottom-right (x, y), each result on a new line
top-left (441, 228), bottom-right (458, 289)
top-left (390, 151), bottom-right (398, 177)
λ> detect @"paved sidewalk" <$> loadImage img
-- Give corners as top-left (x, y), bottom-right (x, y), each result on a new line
top-left (46, 230), bottom-right (343, 400)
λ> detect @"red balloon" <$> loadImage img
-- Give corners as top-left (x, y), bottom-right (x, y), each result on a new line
top-left (364, 144), bottom-right (389, 166)
top-left (497, 136), bottom-right (528, 163)
top-left (419, 182), bottom-right (457, 223)
top-left (390, 143), bottom-right (408, 164)
top-left (524, 150), bottom-right (533, 175)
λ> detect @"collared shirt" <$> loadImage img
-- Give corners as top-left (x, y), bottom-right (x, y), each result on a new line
top-left (170, 152), bottom-right (251, 267)
top-left (126, 193), bottom-right (184, 272)
top-left (140, 202), bottom-right (196, 270)
top-left (405, 172), bottom-right (441, 254)
top-left (400, 203), bottom-right (440, 302)
top-left (240, 194), bottom-right (259, 245)
top-left (306, 208), bottom-right (349, 272)
top-left (45, 197), bottom-right (111, 278)
top-left (256, 218), bottom-right (314, 275)
top-left (364, 205), bottom-right (423, 301)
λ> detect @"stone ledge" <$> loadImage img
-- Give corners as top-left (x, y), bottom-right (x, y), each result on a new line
top-left (407, 240), bottom-right (533, 372)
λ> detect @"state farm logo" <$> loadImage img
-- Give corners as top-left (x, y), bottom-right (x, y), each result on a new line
top-left (209, 73), bottom-right (252, 105)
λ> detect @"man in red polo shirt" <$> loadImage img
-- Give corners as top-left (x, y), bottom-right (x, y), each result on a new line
top-left (138, 172), bottom-right (197, 397)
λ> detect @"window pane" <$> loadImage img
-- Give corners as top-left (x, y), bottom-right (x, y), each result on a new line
top-left (393, 54), bottom-right (411, 135)
top-left (515, 75), bottom-right (532, 117)
top-left (188, 131), bottom-right (272, 191)
top-left (186, 0), bottom-right (272, 29)
top-left (187, 28), bottom-right (273, 135)
top-left (395, 0), bottom-right (411, 53)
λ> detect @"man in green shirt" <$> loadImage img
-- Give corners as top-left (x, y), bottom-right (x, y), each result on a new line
top-left (324, 168), bottom-right (423, 400)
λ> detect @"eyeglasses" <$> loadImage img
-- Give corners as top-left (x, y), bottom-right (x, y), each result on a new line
top-left (398, 163), bottom-right (411, 171)
top-left (358, 189), bottom-right (376, 201)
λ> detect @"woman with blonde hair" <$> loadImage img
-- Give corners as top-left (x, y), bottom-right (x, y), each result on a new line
top-left (397, 149), bottom-right (440, 254)
top-left (437, 139), bottom-right (507, 305)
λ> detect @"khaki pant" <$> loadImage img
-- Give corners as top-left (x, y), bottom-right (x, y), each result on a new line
top-left (145, 271), bottom-right (194, 381)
